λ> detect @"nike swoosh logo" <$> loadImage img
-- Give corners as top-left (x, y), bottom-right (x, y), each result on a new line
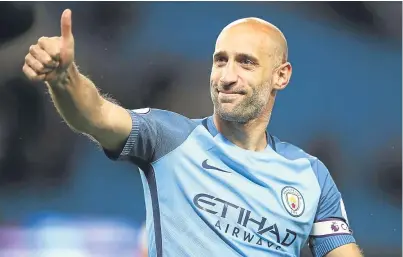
top-left (202, 159), bottom-right (231, 173)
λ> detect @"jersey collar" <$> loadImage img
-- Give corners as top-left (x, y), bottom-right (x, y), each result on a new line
top-left (206, 116), bottom-right (276, 152)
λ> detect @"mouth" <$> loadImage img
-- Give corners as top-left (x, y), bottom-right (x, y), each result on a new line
top-left (217, 90), bottom-right (245, 102)
top-left (217, 89), bottom-right (246, 95)
top-left (219, 92), bottom-right (240, 96)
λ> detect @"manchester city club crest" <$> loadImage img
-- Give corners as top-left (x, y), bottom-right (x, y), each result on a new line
top-left (281, 186), bottom-right (305, 217)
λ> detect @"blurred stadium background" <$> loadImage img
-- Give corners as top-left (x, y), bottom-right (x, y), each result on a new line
top-left (0, 2), bottom-right (401, 257)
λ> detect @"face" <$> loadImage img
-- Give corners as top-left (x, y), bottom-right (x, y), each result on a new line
top-left (210, 25), bottom-right (287, 123)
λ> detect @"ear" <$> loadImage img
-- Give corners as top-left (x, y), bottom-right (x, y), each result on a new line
top-left (272, 62), bottom-right (292, 91)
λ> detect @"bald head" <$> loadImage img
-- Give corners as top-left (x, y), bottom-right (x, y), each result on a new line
top-left (210, 18), bottom-right (293, 124)
top-left (218, 17), bottom-right (288, 65)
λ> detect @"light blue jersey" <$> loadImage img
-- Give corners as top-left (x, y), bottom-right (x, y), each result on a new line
top-left (105, 108), bottom-right (356, 257)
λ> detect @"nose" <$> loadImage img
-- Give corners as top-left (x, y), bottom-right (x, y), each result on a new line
top-left (219, 63), bottom-right (238, 87)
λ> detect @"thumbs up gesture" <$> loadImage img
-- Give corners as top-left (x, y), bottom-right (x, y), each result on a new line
top-left (23, 9), bottom-right (75, 83)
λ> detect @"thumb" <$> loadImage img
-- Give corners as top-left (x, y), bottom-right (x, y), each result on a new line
top-left (60, 9), bottom-right (73, 40)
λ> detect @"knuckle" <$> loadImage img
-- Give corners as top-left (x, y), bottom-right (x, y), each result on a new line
top-left (29, 45), bottom-right (37, 56)
top-left (38, 36), bottom-right (47, 43)
top-left (29, 45), bottom-right (40, 55)
top-left (22, 66), bottom-right (33, 78)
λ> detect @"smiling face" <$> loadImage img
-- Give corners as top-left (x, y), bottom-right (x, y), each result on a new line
top-left (210, 18), bottom-right (291, 123)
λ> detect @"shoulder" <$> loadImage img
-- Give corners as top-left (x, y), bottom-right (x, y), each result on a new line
top-left (272, 135), bottom-right (330, 184)
top-left (131, 108), bottom-right (197, 126)
top-left (129, 108), bottom-right (201, 136)
top-left (128, 108), bottom-right (208, 162)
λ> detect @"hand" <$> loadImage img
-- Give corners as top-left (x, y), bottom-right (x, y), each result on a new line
top-left (23, 9), bottom-right (75, 83)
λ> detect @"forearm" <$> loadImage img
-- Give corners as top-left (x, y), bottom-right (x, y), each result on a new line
top-left (46, 63), bottom-right (103, 134)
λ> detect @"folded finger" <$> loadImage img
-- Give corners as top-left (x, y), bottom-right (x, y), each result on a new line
top-left (29, 45), bottom-right (59, 68)
top-left (22, 64), bottom-right (46, 81)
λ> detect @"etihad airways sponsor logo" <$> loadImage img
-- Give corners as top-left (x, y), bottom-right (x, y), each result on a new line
top-left (193, 193), bottom-right (298, 250)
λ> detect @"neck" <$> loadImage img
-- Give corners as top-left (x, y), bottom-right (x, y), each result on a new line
top-left (213, 96), bottom-right (275, 152)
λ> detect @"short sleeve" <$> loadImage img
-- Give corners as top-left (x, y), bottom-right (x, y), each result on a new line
top-left (309, 159), bottom-right (356, 257)
top-left (104, 108), bottom-right (197, 166)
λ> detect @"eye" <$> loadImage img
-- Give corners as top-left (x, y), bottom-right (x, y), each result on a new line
top-left (240, 57), bottom-right (254, 65)
top-left (214, 56), bottom-right (227, 67)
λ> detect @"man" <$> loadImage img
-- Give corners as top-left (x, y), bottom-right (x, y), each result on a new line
top-left (22, 9), bottom-right (363, 257)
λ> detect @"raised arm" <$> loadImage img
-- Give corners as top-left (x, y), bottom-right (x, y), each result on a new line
top-left (22, 9), bottom-right (131, 152)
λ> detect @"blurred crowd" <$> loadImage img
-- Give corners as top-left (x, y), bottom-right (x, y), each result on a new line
top-left (0, 2), bottom-right (401, 256)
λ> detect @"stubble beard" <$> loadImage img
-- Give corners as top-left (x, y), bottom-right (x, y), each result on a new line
top-left (211, 83), bottom-right (271, 124)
